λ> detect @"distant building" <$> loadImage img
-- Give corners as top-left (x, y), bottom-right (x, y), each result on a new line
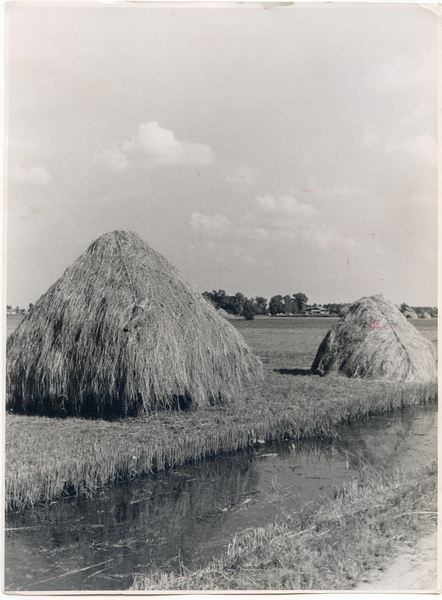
top-left (304, 306), bottom-right (330, 315)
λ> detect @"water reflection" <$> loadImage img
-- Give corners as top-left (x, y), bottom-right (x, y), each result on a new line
top-left (5, 404), bottom-right (437, 592)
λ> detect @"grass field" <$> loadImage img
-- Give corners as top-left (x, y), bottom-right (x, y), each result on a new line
top-left (5, 317), bottom-right (437, 512)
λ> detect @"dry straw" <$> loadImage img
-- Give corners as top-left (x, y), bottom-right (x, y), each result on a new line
top-left (311, 295), bottom-right (437, 382)
top-left (7, 231), bottom-right (263, 418)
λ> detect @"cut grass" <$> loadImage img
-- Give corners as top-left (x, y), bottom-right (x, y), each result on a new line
top-left (5, 320), bottom-right (437, 512)
top-left (131, 459), bottom-right (438, 590)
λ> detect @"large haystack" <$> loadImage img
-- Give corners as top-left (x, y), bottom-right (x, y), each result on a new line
top-left (7, 231), bottom-right (263, 418)
top-left (311, 295), bottom-right (437, 382)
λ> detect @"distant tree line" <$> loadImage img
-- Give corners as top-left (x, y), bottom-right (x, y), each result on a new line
top-left (268, 293), bottom-right (309, 316)
top-left (324, 302), bottom-right (438, 319)
top-left (6, 299), bottom-right (438, 320)
top-left (6, 303), bottom-right (34, 315)
top-left (202, 292), bottom-right (438, 320)
top-left (202, 290), bottom-right (309, 319)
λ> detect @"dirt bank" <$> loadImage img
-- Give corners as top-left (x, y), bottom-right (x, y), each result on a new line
top-left (357, 529), bottom-right (439, 591)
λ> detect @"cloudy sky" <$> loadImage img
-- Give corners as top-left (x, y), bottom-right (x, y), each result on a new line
top-left (5, 2), bottom-right (439, 308)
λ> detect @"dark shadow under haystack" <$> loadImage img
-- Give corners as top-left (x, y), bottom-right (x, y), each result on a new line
top-left (311, 295), bottom-right (437, 382)
top-left (7, 231), bottom-right (263, 418)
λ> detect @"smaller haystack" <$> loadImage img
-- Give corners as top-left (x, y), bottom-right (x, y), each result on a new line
top-left (401, 305), bottom-right (418, 319)
top-left (403, 310), bottom-right (417, 319)
top-left (7, 231), bottom-right (263, 418)
top-left (311, 295), bottom-right (437, 382)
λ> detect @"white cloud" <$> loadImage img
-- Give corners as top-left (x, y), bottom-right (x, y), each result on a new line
top-left (238, 254), bottom-right (258, 267)
top-left (303, 222), bottom-right (336, 248)
top-left (191, 211), bottom-right (269, 241)
top-left (122, 122), bottom-right (215, 165)
top-left (190, 212), bottom-right (231, 235)
top-left (190, 192), bottom-right (350, 250)
top-left (257, 194), bottom-right (318, 217)
top-left (251, 228), bottom-right (269, 240)
top-left (300, 185), bottom-right (369, 199)
top-left (189, 186), bottom-right (377, 256)
top-left (93, 121), bottom-right (215, 170)
top-left (226, 167), bottom-right (258, 187)
top-left (386, 133), bottom-right (437, 164)
top-left (400, 103), bottom-right (432, 129)
top-left (364, 127), bottom-right (379, 147)
top-left (381, 101), bottom-right (436, 165)
top-left (93, 145), bottom-right (129, 171)
top-left (11, 166), bottom-right (52, 185)
top-left (366, 103), bottom-right (436, 165)
top-left (365, 53), bottom-right (433, 93)
top-left (324, 185), bottom-right (369, 198)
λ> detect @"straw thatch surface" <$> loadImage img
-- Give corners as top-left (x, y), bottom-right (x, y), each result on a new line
top-left (422, 312), bottom-right (432, 319)
top-left (217, 308), bottom-right (231, 319)
top-left (7, 231), bottom-right (263, 418)
top-left (311, 295), bottom-right (437, 382)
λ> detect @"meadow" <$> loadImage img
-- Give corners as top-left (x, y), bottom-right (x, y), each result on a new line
top-left (5, 316), bottom-right (437, 513)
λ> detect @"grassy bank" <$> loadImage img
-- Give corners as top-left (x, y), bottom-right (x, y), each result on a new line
top-left (5, 319), bottom-right (437, 512)
top-left (131, 459), bottom-right (438, 591)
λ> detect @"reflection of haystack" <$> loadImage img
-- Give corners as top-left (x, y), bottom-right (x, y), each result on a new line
top-left (311, 295), bottom-right (437, 382)
top-left (7, 231), bottom-right (263, 418)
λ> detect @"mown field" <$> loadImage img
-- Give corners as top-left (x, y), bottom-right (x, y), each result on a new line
top-left (5, 316), bottom-right (437, 513)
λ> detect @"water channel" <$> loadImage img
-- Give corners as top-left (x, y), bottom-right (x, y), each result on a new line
top-left (5, 403), bottom-right (437, 592)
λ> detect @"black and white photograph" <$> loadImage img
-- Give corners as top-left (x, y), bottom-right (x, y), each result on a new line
top-left (3, 1), bottom-right (439, 594)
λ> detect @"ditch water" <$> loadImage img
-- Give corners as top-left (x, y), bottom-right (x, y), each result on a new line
top-left (5, 403), bottom-right (437, 592)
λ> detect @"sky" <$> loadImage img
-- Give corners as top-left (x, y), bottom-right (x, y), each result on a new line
top-left (5, 1), bottom-right (439, 308)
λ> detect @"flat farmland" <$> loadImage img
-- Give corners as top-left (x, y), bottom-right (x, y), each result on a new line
top-left (5, 316), bottom-right (437, 513)
top-left (234, 315), bottom-right (437, 375)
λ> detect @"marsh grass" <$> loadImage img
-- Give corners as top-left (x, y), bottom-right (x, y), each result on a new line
top-left (5, 321), bottom-right (437, 512)
top-left (5, 372), bottom-right (436, 512)
top-left (131, 459), bottom-right (438, 590)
